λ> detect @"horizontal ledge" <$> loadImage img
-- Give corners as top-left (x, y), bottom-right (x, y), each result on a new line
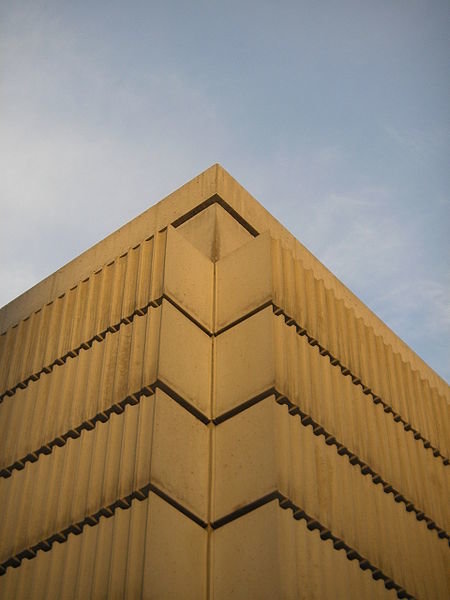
top-left (211, 492), bottom-right (415, 600)
top-left (0, 379), bottom-right (210, 479)
top-left (273, 392), bottom-right (449, 542)
top-left (272, 305), bottom-right (449, 465)
top-left (3, 289), bottom-right (446, 470)
top-left (171, 193), bottom-right (260, 238)
top-left (0, 192), bottom-right (258, 336)
top-left (0, 481), bottom-right (207, 578)
top-left (2, 380), bottom-right (447, 543)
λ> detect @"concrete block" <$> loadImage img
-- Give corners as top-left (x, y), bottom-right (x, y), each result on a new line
top-left (211, 500), bottom-right (281, 600)
top-left (214, 306), bottom-right (275, 418)
top-left (0, 493), bottom-right (207, 600)
top-left (158, 300), bottom-right (212, 418)
top-left (151, 389), bottom-right (209, 520)
top-left (212, 397), bottom-right (277, 521)
top-left (164, 226), bottom-right (214, 331)
top-left (215, 232), bottom-right (272, 331)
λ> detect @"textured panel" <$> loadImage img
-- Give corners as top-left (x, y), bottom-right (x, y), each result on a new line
top-left (212, 500), bottom-right (398, 600)
top-left (0, 396), bottom-right (155, 562)
top-left (214, 232), bottom-right (449, 455)
top-left (0, 493), bottom-right (207, 600)
top-left (271, 238), bottom-right (449, 456)
top-left (0, 308), bottom-right (161, 473)
top-left (212, 397), bottom-right (449, 599)
top-left (0, 387), bottom-right (209, 565)
top-left (0, 232), bottom-right (166, 398)
top-left (273, 314), bottom-right (450, 532)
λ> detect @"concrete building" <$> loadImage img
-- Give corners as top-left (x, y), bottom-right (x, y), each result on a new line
top-left (0, 164), bottom-right (448, 599)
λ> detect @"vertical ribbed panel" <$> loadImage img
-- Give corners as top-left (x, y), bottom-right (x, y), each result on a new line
top-left (0, 178), bottom-right (448, 600)
top-left (273, 400), bottom-right (448, 600)
top-left (273, 314), bottom-right (449, 531)
top-left (213, 397), bottom-right (448, 599)
top-left (0, 232), bottom-right (167, 397)
top-left (0, 493), bottom-right (207, 600)
top-left (271, 238), bottom-right (449, 455)
top-left (212, 500), bottom-right (398, 599)
top-left (0, 397), bottom-right (154, 562)
top-left (0, 308), bottom-right (161, 472)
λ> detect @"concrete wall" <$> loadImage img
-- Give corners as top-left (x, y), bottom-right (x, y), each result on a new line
top-left (0, 166), bottom-right (448, 598)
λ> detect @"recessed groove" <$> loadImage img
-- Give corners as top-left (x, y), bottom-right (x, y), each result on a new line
top-left (212, 387), bottom-right (277, 425)
top-left (214, 300), bottom-right (273, 336)
top-left (211, 492), bottom-right (415, 599)
top-left (0, 380), bottom-right (210, 479)
top-left (147, 482), bottom-right (207, 528)
top-left (171, 195), bottom-right (217, 228)
top-left (214, 196), bottom-right (260, 237)
top-left (6, 293), bottom-right (445, 475)
top-left (0, 482), bottom-right (207, 577)
top-left (2, 377), bottom-right (447, 543)
top-left (161, 294), bottom-right (212, 337)
top-left (171, 193), bottom-right (259, 238)
top-left (271, 304), bottom-right (449, 465)
top-left (211, 491), bottom-right (281, 529)
top-left (274, 392), bottom-right (449, 542)
top-left (153, 380), bottom-right (210, 425)
top-left (0, 295), bottom-right (203, 403)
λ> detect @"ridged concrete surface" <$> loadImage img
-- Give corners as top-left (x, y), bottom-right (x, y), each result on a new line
top-left (0, 165), bottom-right (448, 599)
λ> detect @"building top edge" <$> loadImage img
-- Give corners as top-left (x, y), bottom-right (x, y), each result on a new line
top-left (1, 163), bottom-right (448, 394)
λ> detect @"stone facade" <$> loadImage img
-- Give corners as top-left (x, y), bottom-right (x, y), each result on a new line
top-left (0, 164), bottom-right (448, 598)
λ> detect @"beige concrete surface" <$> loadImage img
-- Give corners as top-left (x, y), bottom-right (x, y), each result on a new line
top-left (0, 388), bottom-right (210, 563)
top-left (1, 164), bottom-right (447, 399)
top-left (0, 165), bottom-right (448, 599)
top-left (0, 492), bottom-right (207, 600)
top-left (211, 500), bottom-right (398, 600)
top-left (212, 397), bottom-right (449, 599)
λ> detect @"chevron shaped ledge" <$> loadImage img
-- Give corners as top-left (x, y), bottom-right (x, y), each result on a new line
top-left (0, 164), bottom-right (448, 599)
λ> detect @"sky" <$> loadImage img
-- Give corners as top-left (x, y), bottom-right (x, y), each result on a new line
top-left (1, 0), bottom-right (449, 381)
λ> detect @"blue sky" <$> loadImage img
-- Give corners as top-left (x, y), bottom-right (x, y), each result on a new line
top-left (1, 0), bottom-right (449, 381)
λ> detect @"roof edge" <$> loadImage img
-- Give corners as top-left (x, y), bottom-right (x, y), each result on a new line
top-left (1, 163), bottom-right (448, 396)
